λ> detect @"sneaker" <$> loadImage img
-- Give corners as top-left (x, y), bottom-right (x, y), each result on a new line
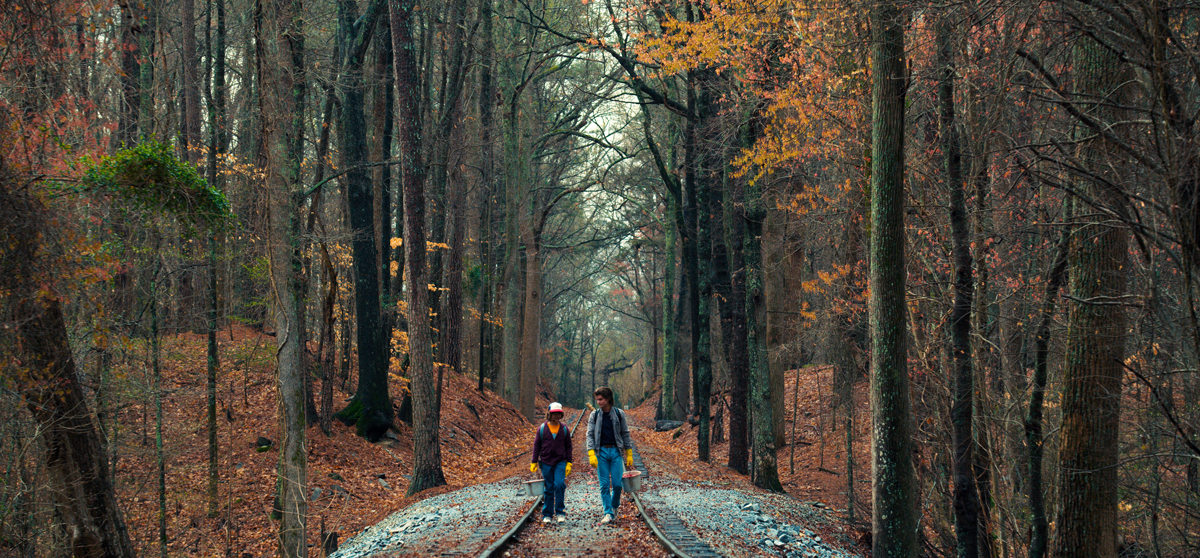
top-left (542, 516), bottom-right (552, 524)
top-left (601, 514), bottom-right (613, 524)
top-left (556, 515), bottom-right (565, 524)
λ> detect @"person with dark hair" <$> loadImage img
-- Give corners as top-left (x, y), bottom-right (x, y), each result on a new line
top-left (531, 402), bottom-right (572, 523)
top-left (586, 387), bottom-right (633, 524)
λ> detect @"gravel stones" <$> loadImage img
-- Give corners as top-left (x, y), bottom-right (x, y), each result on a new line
top-left (636, 477), bottom-right (860, 558)
top-left (327, 477), bottom-right (532, 558)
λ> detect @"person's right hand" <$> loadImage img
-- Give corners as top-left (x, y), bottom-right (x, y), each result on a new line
top-left (588, 449), bottom-right (598, 468)
top-left (530, 462), bottom-right (538, 473)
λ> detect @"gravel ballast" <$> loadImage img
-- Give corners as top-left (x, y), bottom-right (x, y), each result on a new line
top-left (327, 477), bottom-right (535, 557)
top-left (636, 477), bottom-right (861, 558)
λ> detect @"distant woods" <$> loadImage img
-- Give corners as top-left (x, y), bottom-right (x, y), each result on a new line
top-left (1, 0), bottom-right (1200, 554)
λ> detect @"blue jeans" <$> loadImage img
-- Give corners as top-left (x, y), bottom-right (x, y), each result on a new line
top-left (540, 461), bottom-right (567, 518)
top-left (596, 447), bottom-right (624, 515)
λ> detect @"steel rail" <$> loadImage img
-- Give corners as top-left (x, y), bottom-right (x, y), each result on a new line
top-left (632, 490), bottom-right (694, 558)
top-left (478, 409), bottom-right (699, 558)
top-left (478, 411), bottom-right (585, 558)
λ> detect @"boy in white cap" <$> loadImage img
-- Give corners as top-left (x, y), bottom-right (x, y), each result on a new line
top-left (530, 402), bottom-right (573, 523)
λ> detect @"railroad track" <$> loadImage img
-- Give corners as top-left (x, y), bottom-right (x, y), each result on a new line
top-left (468, 411), bottom-right (724, 558)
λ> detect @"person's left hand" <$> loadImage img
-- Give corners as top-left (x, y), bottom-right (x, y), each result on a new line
top-left (624, 449), bottom-right (633, 468)
top-left (530, 462), bottom-right (538, 473)
top-left (565, 463), bottom-right (572, 476)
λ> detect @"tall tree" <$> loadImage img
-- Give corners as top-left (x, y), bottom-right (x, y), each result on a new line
top-left (746, 158), bottom-right (783, 492)
top-left (205, 0), bottom-right (228, 515)
top-left (436, 0), bottom-right (470, 396)
top-left (868, 0), bottom-right (917, 553)
top-left (115, 0), bottom-right (144, 149)
top-left (725, 143), bottom-right (750, 475)
top-left (393, 0), bottom-right (447, 494)
top-left (476, 0), bottom-right (498, 393)
top-left (0, 172), bottom-right (137, 558)
top-left (180, 0), bottom-right (201, 161)
top-left (1025, 232), bottom-right (1069, 558)
top-left (939, 10), bottom-right (980, 557)
top-left (1052, 14), bottom-right (1132, 556)
top-left (693, 67), bottom-right (720, 462)
top-left (337, 0), bottom-right (391, 441)
top-left (257, 0), bottom-right (308, 548)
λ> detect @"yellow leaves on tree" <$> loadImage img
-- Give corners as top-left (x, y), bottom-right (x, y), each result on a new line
top-left (633, 0), bottom-right (869, 188)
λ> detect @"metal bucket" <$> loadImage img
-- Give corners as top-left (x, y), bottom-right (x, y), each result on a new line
top-left (522, 478), bottom-right (545, 497)
top-left (622, 470), bottom-right (642, 492)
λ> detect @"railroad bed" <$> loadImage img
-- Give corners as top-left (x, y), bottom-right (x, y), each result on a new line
top-left (328, 414), bottom-right (861, 558)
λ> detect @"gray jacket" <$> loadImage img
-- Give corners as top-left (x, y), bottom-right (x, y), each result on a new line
top-left (585, 407), bottom-right (632, 451)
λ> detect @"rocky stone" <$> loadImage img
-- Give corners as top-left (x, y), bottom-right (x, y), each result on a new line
top-left (654, 420), bottom-right (686, 432)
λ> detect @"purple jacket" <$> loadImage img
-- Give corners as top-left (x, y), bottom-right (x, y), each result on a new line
top-left (531, 423), bottom-right (573, 467)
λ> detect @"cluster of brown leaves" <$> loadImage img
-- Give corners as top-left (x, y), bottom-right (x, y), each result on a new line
top-left (112, 326), bottom-right (546, 557)
top-left (622, 366), bottom-right (872, 554)
top-left (109, 328), bottom-right (868, 557)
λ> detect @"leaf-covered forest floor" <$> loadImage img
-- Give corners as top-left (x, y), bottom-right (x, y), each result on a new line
top-left (112, 327), bottom-right (870, 556)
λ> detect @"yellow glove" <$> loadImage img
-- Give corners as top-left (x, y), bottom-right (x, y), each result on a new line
top-left (588, 449), bottom-right (598, 468)
top-left (625, 449), bottom-right (633, 468)
top-left (565, 463), bottom-right (572, 476)
top-left (530, 462), bottom-right (538, 473)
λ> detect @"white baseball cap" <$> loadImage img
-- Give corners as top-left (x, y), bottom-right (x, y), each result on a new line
top-left (547, 402), bottom-right (563, 413)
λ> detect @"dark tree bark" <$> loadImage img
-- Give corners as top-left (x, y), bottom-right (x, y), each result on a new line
top-left (694, 68), bottom-right (718, 463)
top-left (1025, 232), bottom-right (1069, 558)
top-left (939, 12), bottom-right (980, 558)
top-left (372, 16), bottom-right (395, 368)
top-left (437, 0), bottom-right (469, 392)
top-left (869, 0), bottom-right (917, 553)
top-left (476, 0), bottom-right (496, 392)
top-left (181, 0), bottom-right (201, 162)
top-left (392, 0), bottom-right (447, 494)
top-left (746, 165), bottom-right (783, 493)
top-left (337, 0), bottom-right (391, 441)
top-left (115, 0), bottom-right (143, 149)
top-left (204, 0), bottom-right (227, 515)
top-left (0, 166), bottom-right (136, 558)
top-left (18, 298), bottom-right (138, 558)
top-left (726, 156), bottom-right (750, 476)
top-left (257, 0), bottom-right (308, 548)
top-left (1053, 22), bottom-right (1132, 557)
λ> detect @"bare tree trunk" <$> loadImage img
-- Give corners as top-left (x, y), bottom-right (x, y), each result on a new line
top-left (1026, 233), bottom-right (1069, 558)
top-left (393, 0), bottom-right (447, 495)
top-left (726, 162), bottom-right (750, 475)
top-left (1, 177), bottom-right (136, 558)
top-left (372, 15), bottom-right (395, 369)
top-left (116, 0), bottom-right (143, 149)
top-left (869, 0), bottom-right (917, 553)
top-left (257, 0), bottom-right (308, 549)
top-left (501, 91), bottom-right (527, 408)
top-left (746, 164), bottom-right (782, 493)
top-left (661, 192), bottom-right (681, 421)
top-left (181, 0), bottom-right (201, 161)
top-left (519, 221), bottom-right (541, 421)
top-left (764, 202), bottom-right (800, 450)
top-left (939, 11), bottom-right (980, 558)
top-left (1053, 22), bottom-right (1132, 556)
top-left (205, 0), bottom-right (227, 516)
top-left (441, 0), bottom-right (469, 389)
top-left (338, 0), bottom-right (391, 441)
top-left (152, 276), bottom-right (168, 557)
top-left (476, 0), bottom-right (496, 392)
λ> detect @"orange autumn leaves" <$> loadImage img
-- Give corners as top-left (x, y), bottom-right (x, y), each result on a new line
top-left (634, 0), bottom-right (868, 187)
